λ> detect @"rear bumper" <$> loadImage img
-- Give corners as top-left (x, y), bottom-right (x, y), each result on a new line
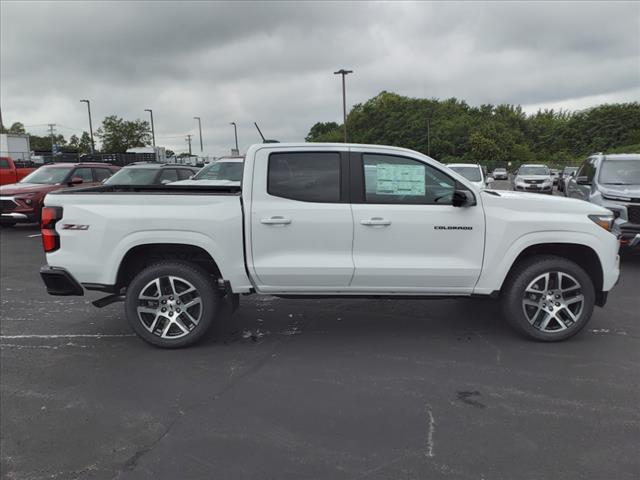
top-left (40, 266), bottom-right (84, 296)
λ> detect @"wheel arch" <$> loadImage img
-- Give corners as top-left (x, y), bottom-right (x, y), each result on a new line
top-left (500, 242), bottom-right (604, 299)
top-left (116, 243), bottom-right (222, 290)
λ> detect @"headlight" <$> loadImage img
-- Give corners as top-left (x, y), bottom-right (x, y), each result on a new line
top-left (588, 214), bottom-right (614, 232)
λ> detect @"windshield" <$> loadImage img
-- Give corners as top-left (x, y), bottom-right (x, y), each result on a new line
top-left (563, 167), bottom-right (578, 174)
top-left (494, 168), bottom-right (506, 172)
top-left (104, 168), bottom-right (158, 185)
top-left (518, 166), bottom-right (549, 176)
top-left (194, 162), bottom-right (243, 181)
top-left (448, 166), bottom-right (482, 182)
top-left (20, 167), bottom-right (73, 184)
top-left (599, 159), bottom-right (640, 185)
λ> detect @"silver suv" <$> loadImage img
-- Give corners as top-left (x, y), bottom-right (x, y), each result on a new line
top-left (566, 153), bottom-right (640, 249)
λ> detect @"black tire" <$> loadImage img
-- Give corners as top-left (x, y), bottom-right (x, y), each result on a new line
top-left (501, 255), bottom-right (595, 341)
top-left (124, 261), bottom-right (220, 348)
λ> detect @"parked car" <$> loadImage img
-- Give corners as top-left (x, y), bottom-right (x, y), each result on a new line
top-left (558, 166), bottom-right (578, 194)
top-left (170, 157), bottom-right (244, 186)
top-left (0, 162), bottom-right (118, 226)
top-left (39, 143), bottom-right (619, 348)
top-left (550, 169), bottom-right (560, 185)
top-left (447, 163), bottom-right (493, 189)
top-left (492, 168), bottom-right (508, 180)
top-left (0, 156), bottom-right (37, 186)
top-left (104, 163), bottom-right (198, 186)
top-left (512, 164), bottom-right (553, 194)
top-left (566, 153), bottom-right (640, 249)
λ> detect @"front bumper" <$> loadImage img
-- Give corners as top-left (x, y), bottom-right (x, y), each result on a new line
top-left (515, 184), bottom-right (553, 193)
top-left (40, 266), bottom-right (84, 296)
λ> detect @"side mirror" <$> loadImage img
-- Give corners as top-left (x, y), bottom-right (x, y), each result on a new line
top-left (485, 177), bottom-right (494, 184)
top-left (570, 171), bottom-right (577, 177)
top-left (69, 177), bottom-right (83, 185)
top-left (576, 176), bottom-right (591, 185)
top-left (189, 175), bottom-right (194, 179)
top-left (452, 189), bottom-right (474, 207)
top-left (160, 179), bottom-right (172, 185)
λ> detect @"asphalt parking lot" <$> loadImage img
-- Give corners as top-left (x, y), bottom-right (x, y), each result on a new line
top-left (1, 181), bottom-right (639, 480)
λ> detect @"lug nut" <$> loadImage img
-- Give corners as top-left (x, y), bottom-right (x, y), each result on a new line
top-left (176, 300), bottom-right (180, 305)
top-left (161, 300), bottom-right (166, 304)
top-left (169, 312), bottom-right (174, 316)
top-left (555, 302), bottom-right (560, 307)
top-left (161, 307), bottom-right (167, 312)
top-left (169, 296), bottom-right (174, 300)
top-left (176, 308), bottom-right (181, 313)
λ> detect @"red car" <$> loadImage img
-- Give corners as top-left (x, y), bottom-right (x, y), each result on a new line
top-left (0, 163), bottom-right (119, 226)
top-left (0, 156), bottom-right (37, 186)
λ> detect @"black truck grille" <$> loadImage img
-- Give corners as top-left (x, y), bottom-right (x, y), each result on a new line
top-left (628, 205), bottom-right (640, 224)
top-left (0, 199), bottom-right (17, 211)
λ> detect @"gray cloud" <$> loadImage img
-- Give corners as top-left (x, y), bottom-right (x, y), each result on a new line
top-left (1, 1), bottom-right (639, 155)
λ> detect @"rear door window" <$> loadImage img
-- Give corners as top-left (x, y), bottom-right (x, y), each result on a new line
top-left (268, 152), bottom-right (341, 202)
top-left (159, 169), bottom-right (179, 183)
top-left (0, 159), bottom-right (9, 169)
top-left (93, 168), bottom-right (113, 182)
top-left (72, 167), bottom-right (94, 182)
top-left (177, 169), bottom-right (194, 180)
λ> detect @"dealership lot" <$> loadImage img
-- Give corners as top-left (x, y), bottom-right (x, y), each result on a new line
top-left (1, 181), bottom-right (639, 480)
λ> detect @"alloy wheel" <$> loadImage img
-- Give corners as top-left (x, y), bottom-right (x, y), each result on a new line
top-left (136, 275), bottom-right (202, 339)
top-left (521, 271), bottom-right (584, 333)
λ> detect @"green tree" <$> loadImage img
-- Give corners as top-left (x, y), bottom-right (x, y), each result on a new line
top-left (95, 115), bottom-right (151, 152)
top-left (69, 131), bottom-right (93, 154)
top-left (8, 122), bottom-right (26, 134)
top-left (305, 122), bottom-right (341, 142)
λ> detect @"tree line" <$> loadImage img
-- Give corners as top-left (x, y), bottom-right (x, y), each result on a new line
top-left (1, 115), bottom-right (153, 155)
top-left (305, 91), bottom-right (640, 169)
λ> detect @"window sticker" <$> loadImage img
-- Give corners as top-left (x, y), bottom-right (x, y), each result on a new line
top-left (375, 163), bottom-right (425, 195)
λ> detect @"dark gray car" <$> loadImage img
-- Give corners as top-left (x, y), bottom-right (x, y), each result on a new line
top-left (566, 153), bottom-right (640, 249)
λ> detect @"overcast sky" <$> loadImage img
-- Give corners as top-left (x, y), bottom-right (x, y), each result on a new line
top-left (1, 1), bottom-right (639, 156)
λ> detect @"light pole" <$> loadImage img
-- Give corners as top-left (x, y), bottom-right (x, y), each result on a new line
top-left (230, 122), bottom-right (238, 154)
top-left (194, 116), bottom-right (203, 152)
top-left (144, 109), bottom-right (155, 147)
top-left (79, 99), bottom-right (95, 154)
top-left (333, 69), bottom-right (353, 143)
top-left (186, 135), bottom-right (192, 156)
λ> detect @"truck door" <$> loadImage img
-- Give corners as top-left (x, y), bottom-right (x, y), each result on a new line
top-left (350, 151), bottom-right (485, 293)
top-left (249, 148), bottom-right (354, 290)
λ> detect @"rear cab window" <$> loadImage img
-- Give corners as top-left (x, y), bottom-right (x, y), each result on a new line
top-left (268, 152), bottom-right (342, 202)
top-left (0, 158), bottom-right (9, 169)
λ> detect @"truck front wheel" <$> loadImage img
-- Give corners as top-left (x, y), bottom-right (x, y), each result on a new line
top-left (501, 255), bottom-right (595, 341)
top-left (124, 261), bottom-right (220, 348)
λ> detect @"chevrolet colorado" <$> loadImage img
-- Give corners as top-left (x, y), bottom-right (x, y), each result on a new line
top-left (39, 143), bottom-right (620, 347)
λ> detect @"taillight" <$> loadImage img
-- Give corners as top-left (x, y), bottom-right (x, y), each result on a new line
top-left (41, 206), bottom-right (63, 253)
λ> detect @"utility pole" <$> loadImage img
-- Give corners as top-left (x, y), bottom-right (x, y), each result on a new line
top-left (427, 117), bottom-right (431, 156)
top-left (194, 116), bottom-right (203, 152)
top-left (186, 134), bottom-right (192, 156)
top-left (79, 99), bottom-right (95, 154)
top-left (230, 122), bottom-right (238, 154)
top-left (144, 109), bottom-right (155, 147)
top-left (48, 124), bottom-right (56, 161)
top-left (333, 69), bottom-right (353, 143)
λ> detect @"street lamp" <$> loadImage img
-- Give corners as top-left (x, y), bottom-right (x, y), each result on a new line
top-left (194, 116), bottom-right (203, 152)
top-left (230, 122), bottom-right (239, 154)
top-left (144, 109), bottom-right (155, 147)
top-left (79, 99), bottom-right (95, 154)
top-left (333, 69), bottom-right (353, 143)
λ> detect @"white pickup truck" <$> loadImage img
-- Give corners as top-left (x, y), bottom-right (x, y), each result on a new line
top-left (39, 143), bottom-right (620, 347)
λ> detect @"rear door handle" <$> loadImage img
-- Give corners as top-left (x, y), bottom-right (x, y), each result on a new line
top-left (260, 216), bottom-right (292, 225)
top-left (360, 217), bottom-right (391, 226)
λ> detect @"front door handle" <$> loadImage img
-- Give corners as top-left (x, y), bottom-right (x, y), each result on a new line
top-left (360, 217), bottom-right (391, 226)
top-left (260, 216), bottom-right (292, 225)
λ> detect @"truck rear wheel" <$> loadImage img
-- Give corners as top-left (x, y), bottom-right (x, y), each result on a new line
top-left (124, 261), bottom-right (220, 348)
top-left (501, 255), bottom-right (595, 341)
